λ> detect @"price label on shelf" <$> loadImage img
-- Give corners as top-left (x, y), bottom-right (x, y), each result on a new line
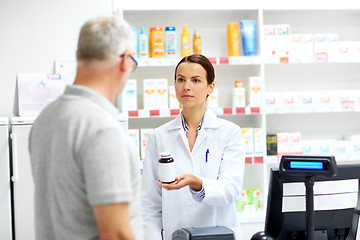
top-left (235, 107), bottom-right (246, 114)
top-left (219, 57), bottom-right (229, 65)
top-left (149, 110), bottom-right (160, 117)
top-left (263, 56), bottom-right (280, 64)
top-left (229, 57), bottom-right (242, 65)
top-left (342, 100), bottom-right (355, 111)
top-left (254, 156), bottom-right (264, 164)
top-left (250, 107), bottom-right (260, 114)
top-left (315, 53), bottom-right (328, 63)
top-left (170, 109), bottom-right (180, 116)
top-left (208, 57), bottom-right (217, 65)
top-left (223, 107), bottom-right (233, 115)
top-left (137, 59), bottom-right (151, 67)
top-left (280, 56), bottom-right (289, 63)
top-left (245, 157), bottom-right (253, 164)
top-left (229, 56), bottom-right (260, 65)
top-left (128, 110), bottom-right (139, 118)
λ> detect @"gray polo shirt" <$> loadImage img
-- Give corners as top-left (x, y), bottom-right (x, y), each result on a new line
top-left (29, 85), bottom-right (143, 240)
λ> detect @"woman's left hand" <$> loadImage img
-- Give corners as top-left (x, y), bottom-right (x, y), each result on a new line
top-left (157, 172), bottom-right (202, 191)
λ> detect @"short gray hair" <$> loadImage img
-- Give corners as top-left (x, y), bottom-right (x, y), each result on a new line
top-left (77, 16), bottom-right (134, 64)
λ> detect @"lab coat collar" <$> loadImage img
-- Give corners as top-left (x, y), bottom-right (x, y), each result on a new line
top-left (167, 108), bottom-right (219, 131)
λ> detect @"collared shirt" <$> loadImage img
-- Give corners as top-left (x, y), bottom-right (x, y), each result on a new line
top-left (181, 112), bottom-right (204, 138)
top-left (181, 112), bottom-right (206, 201)
top-left (29, 85), bottom-right (143, 240)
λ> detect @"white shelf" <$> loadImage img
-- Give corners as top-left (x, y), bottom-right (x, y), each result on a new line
top-left (126, 107), bottom-right (262, 119)
top-left (265, 108), bottom-right (360, 115)
top-left (238, 210), bottom-right (266, 224)
top-left (136, 56), bottom-right (360, 67)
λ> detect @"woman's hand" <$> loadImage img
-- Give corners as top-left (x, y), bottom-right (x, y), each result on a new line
top-left (157, 172), bottom-right (202, 191)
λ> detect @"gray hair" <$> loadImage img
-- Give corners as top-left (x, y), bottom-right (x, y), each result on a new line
top-left (77, 16), bottom-right (134, 65)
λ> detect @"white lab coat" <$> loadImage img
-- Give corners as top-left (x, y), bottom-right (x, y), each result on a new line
top-left (141, 109), bottom-right (245, 240)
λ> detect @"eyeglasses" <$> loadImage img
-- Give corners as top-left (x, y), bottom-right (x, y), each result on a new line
top-left (120, 52), bottom-right (138, 72)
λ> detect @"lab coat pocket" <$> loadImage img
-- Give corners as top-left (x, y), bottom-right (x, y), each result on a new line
top-left (202, 150), bottom-right (222, 179)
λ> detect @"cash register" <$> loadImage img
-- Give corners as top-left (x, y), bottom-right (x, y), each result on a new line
top-left (172, 226), bottom-right (234, 240)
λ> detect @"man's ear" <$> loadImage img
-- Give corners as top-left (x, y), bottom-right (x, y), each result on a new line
top-left (119, 51), bottom-right (130, 72)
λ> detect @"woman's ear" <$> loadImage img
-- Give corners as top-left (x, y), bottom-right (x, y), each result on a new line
top-left (207, 81), bottom-right (215, 96)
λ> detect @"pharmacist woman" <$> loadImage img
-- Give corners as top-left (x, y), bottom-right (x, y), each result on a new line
top-left (141, 54), bottom-right (245, 240)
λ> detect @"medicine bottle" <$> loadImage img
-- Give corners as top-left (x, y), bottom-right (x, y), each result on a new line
top-left (158, 152), bottom-right (176, 184)
top-left (232, 80), bottom-right (246, 108)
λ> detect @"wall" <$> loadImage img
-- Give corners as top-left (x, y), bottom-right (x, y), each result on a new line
top-left (1, 0), bottom-right (360, 116)
top-left (0, 0), bottom-right (113, 116)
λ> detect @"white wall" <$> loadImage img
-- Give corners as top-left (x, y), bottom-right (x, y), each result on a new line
top-left (1, 0), bottom-right (360, 117)
top-left (0, 0), bottom-right (113, 116)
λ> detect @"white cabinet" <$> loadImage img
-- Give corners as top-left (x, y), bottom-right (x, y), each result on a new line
top-left (11, 118), bottom-right (35, 240)
top-left (0, 118), bottom-right (12, 240)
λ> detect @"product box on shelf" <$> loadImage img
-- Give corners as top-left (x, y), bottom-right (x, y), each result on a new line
top-left (207, 88), bottom-right (218, 109)
top-left (143, 79), bottom-right (156, 110)
top-left (299, 91), bottom-right (315, 112)
top-left (266, 134), bottom-right (277, 157)
top-left (276, 24), bottom-right (291, 62)
top-left (335, 41), bottom-right (360, 63)
top-left (276, 132), bottom-right (301, 160)
top-left (289, 33), bottom-right (314, 63)
top-left (301, 139), bottom-right (336, 156)
top-left (313, 33), bottom-right (338, 62)
top-left (277, 92), bottom-right (300, 113)
top-left (253, 128), bottom-right (265, 164)
top-left (128, 129), bottom-right (140, 161)
top-left (241, 128), bottom-right (254, 164)
top-left (276, 133), bottom-right (288, 159)
top-left (287, 132), bottom-right (302, 155)
top-left (155, 78), bottom-right (169, 109)
top-left (313, 90), bottom-right (336, 112)
top-left (335, 140), bottom-right (352, 161)
top-left (344, 135), bottom-right (360, 161)
top-left (232, 80), bottom-right (246, 108)
top-left (168, 86), bottom-right (180, 109)
top-left (121, 79), bottom-right (137, 112)
top-left (247, 76), bottom-right (263, 107)
top-left (262, 25), bottom-right (277, 57)
top-left (336, 90), bottom-right (355, 112)
top-left (140, 128), bottom-right (153, 162)
top-left (264, 92), bottom-right (278, 113)
top-left (301, 140), bottom-right (315, 156)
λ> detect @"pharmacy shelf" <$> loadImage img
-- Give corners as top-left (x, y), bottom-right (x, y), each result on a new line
top-left (126, 106), bottom-right (262, 118)
top-left (121, 8), bottom-right (360, 236)
top-left (137, 56), bottom-right (262, 67)
top-left (136, 56), bottom-right (360, 67)
top-left (126, 106), bottom-right (360, 119)
top-left (265, 107), bottom-right (360, 114)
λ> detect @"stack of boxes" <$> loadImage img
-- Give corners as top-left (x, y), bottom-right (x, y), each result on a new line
top-left (265, 89), bottom-right (360, 113)
top-left (241, 128), bottom-right (265, 164)
top-left (263, 24), bottom-right (360, 63)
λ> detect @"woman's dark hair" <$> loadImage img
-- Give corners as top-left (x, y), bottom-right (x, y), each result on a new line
top-left (174, 54), bottom-right (215, 85)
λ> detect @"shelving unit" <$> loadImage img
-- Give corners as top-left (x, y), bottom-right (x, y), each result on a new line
top-left (55, 7), bottom-right (360, 239)
top-left (117, 9), bottom-right (360, 237)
